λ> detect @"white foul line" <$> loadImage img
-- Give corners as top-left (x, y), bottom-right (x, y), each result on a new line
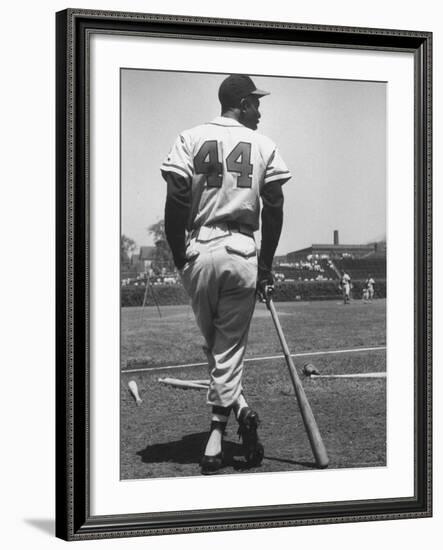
top-left (122, 345), bottom-right (386, 374)
top-left (311, 372), bottom-right (386, 379)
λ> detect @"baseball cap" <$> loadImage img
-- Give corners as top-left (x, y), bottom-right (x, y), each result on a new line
top-left (218, 74), bottom-right (270, 107)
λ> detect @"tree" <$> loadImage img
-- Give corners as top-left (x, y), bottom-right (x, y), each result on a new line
top-left (121, 234), bottom-right (136, 265)
top-left (147, 219), bottom-right (175, 272)
top-left (147, 220), bottom-right (165, 243)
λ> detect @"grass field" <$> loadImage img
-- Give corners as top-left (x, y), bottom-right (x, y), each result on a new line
top-left (121, 299), bottom-right (386, 479)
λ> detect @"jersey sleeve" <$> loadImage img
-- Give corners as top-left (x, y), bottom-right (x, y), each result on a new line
top-left (160, 133), bottom-right (193, 181)
top-left (264, 147), bottom-right (292, 186)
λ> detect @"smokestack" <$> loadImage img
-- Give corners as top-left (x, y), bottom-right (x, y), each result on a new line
top-left (333, 230), bottom-right (339, 245)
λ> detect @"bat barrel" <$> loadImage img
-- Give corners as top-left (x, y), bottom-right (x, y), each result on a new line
top-left (266, 298), bottom-right (329, 469)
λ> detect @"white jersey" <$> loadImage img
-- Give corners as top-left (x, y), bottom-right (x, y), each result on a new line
top-left (341, 273), bottom-right (351, 287)
top-left (161, 116), bottom-right (291, 231)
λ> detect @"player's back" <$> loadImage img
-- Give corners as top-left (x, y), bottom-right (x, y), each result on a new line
top-left (184, 117), bottom-right (272, 231)
top-left (161, 116), bottom-right (290, 231)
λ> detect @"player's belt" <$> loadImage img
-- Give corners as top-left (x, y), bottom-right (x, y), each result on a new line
top-left (190, 222), bottom-right (254, 242)
top-left (224, 221), bottom-right (255, 236)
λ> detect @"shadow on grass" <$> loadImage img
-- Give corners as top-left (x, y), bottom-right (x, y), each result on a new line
top-left (137, 432), bottom-right (260, 471)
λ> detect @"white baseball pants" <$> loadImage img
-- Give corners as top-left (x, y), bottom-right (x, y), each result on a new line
top-left (180, 228), bottom-right (257, 407)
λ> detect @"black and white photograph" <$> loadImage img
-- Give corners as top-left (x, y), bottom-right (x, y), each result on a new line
top-left (53, 7), bottom-right (432, 541)
top-left (120, 69), bottom-right (387, 480)
top-left (1, 0), bottom-right (439, 546)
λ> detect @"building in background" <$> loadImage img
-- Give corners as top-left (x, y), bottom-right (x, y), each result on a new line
top-left (285, 230), bottom-right (386, 263)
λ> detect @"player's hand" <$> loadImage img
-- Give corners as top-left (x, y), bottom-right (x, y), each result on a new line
top-left (256, 264), bottom-right (274, 302)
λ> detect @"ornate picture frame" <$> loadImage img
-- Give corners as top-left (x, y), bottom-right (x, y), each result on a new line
top-left (55, 9), bottom-right (432, 540)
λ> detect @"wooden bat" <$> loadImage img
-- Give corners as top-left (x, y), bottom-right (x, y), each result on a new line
top-left (266, 296), bottom-right (329, 468)
top-left (158, 377), bottom-right (209, 390)
top-left (128, 380), bottom-right (143, 406)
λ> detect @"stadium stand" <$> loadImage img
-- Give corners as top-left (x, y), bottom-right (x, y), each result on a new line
top-left (274, 258), bottom-right (336, 281)
top-left (334, 257), bottom-right (386, 280)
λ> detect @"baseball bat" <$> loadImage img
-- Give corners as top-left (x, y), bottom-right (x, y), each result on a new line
top-left (128, 380), bottom-right (143, 405)
top-left (158, 377), bottom-right (209, 390)
top-left (266, 297), bottom-right (329, 468)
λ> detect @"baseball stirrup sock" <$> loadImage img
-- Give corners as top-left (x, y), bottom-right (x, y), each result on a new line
top-left (233, 393), bottom-right (248, 419)
top-left (211, 405), bottom-right (231, 425)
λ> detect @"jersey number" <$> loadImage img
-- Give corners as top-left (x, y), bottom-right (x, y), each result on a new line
top-left (194, 141), bottom-right (253, 188)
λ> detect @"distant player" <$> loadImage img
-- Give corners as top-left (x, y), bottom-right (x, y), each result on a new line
top-left (362, 284), bottom-right (369, 303)
top-left (161, 74), bottom-right (291, 474)
top-left (340, 271), bottom-right (351, 304)
top-left (365, 274), bottom-right (375, 301)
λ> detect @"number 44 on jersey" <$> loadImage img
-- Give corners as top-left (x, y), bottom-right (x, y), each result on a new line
top-left (194, 140), bottom-right (253, 189)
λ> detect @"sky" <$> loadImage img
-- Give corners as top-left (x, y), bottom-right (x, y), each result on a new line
top-left (121, 69), bottom-right (386, 255)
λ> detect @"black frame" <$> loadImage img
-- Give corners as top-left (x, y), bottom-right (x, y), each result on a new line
top-left (56, 9), bottom-right (432, 541)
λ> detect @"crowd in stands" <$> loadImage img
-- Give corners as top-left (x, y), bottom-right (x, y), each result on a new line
top-left (121, 269), bottom-right (179, 287)
top-left (275, 255), bottom-right (337, 282)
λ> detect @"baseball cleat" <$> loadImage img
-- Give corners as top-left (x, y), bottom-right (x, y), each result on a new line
top-left (200, 451), bottom-right (224, 475)
top-left (237, 407), bottom-right (264, 466)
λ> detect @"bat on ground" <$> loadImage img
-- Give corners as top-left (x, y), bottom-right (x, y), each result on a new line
top-left (266, 295), bottom-right (329, 468)
top-left (158, 377), bottom-right (209, 390)
top-left (128, 380), bottom-right (143, 405)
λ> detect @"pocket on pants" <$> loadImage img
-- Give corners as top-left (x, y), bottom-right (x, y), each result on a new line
top-left (224, 234), bottom-right (256, 259)
top-left (179, 248), bottom-right (200, 294)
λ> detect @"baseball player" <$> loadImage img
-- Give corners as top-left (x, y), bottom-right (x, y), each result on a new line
top-left (340, 271), bottom-right (351, 304)
top-left (362, 283), bottom-right (369, 303)
top-left (365, 274), bottom-right (375, 301)
top-left (161, 74), bottom-right (291, 474)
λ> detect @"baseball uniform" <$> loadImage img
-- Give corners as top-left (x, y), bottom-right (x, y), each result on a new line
top-left (161, 116), bottom-right (291, 407)
top-left (341, 272), bottom-right (351, 303)
top-left (366, 277), bottom-right (375, 300)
